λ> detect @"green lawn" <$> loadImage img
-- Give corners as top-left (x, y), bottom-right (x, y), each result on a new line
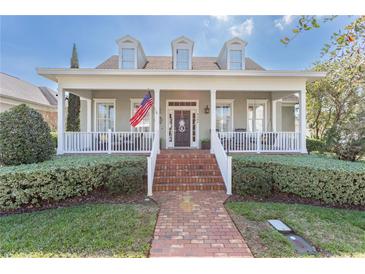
top-left (226, 201), bottom-right (365, 258)
top-left (0, 203), bottom-right (158, 257)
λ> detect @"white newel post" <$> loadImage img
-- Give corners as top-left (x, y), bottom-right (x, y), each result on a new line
top-left (154, 88), bottom-right (160, 153)
top-left (210, 89), bottom-right (216, 153)
top-left (57, 87), bottom-right (65, 155)
top-left (108, 129), bottom-right (112, 154)
top-left (227, 156), bottom-right (232, 195)
top-left (300, 88), bottom-right (308, 153)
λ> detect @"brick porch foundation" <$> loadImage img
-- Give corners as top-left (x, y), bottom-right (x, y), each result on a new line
top-left (149, 191), bottom-right (252, 257)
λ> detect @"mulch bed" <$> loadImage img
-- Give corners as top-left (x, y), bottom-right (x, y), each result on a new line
top-left (0, 188), bottom-right (152, 217)
top-left (227, 190), bottom-right (365, 211)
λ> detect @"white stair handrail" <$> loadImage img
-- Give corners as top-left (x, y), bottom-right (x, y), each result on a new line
top-left (212, 132), bottom-right (232, 195)
top-left (147, 131), bottom-right (159, 196)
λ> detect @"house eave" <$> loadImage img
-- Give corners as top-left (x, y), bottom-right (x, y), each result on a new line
top-left (37, 68), bottom-right (326, 82)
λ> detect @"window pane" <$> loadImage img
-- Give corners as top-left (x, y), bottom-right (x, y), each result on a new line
top-left (216, 104), bottom-right (232, 132)
top-left (122, 48), bottom-right (135, 69)
top-left (230, 50), bottom-right (242, 62)
top-left (256, 105), bottom-right (264, 119)
top-left (176, 49), bottom-right (189, 70)
top-left (256, 120), bottom-right (263, 131)
top-left (122, 48), bottom-right (134, 61)
top-left (230, 50), bottom-right (242, 70)
top-left (248, 106), bottom-right (253, 119)
top-left (96, 103), bottom-right (114, 131)
top-left (247, 102), bottom-right (265, 132)
top-left (248, 119), bottom-right (253, 132)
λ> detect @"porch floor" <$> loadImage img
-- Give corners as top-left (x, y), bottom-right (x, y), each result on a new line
top-left (149, 191), bottom-right (252, 257)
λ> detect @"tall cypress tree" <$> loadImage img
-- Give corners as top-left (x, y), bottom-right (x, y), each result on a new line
top-left (66, 43), bottom-right (80, 131)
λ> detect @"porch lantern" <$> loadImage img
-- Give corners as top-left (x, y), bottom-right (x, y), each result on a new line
top-left (204, 105), bottom-right (210, 114)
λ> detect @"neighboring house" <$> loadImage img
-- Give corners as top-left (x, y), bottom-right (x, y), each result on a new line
top-left (38, 35), bottom-right (325, 195)
top-left (0, 72), bottom-right (58, 130)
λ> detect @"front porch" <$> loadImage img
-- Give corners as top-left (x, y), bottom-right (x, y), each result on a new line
top-left (58, 89), bottom-right (306, 154)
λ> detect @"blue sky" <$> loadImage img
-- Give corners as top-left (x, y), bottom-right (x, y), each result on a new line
top-left (0, 15), bottom-right (354, 90)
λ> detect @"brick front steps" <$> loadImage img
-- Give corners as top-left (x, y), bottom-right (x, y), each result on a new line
top-left (153, 150), bottom-right (226, 192)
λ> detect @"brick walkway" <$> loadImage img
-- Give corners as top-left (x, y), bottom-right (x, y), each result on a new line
top-left (149, 191), bottom-right (252, 257)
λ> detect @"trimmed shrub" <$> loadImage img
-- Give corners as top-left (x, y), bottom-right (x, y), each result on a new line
top-left (105, 163), bottom-right (146, 194)
top-left (232, 167), bottom-right (273, 197)
top-left (232, 155), bottom-right (365, 206)
top-left (50, 132), bottom-right (58, 150)
top-left (306, 138), bottom-right (326, 154)
top-left (0, 156), bottom-right (146, 210)
top-left (0, 104), bottom-right (54, 165)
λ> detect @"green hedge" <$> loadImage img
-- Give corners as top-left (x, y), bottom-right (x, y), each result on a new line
top-left (306, 138), bottom-right (326, 153)
top-left (0, 156), bottom-right (146, 210)
top-left (232, 167), bottom-right (273, 197)
top-left (232, 155), bottom-right (365, 206)
top-left (50, 132), bottom-right (57, 149)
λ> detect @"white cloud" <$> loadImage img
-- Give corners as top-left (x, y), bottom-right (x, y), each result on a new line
top-left (211, 15), bottom-right (230, 22)
top-left (229, 18), bottom-right (254, 37)
top-left (274, 15), bottom-right (294, 30)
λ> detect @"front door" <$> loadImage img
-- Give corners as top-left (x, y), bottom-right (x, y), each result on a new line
top-left (174, 110), bottom-right (190, 147)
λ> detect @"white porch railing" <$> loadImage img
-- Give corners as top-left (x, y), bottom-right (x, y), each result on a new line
top-left (212, 132), bottom-right (232, 195)
top-left (147, 131), bottom-right (160, 196)
top-left (64, 131), bottom-right (154, 153)
top-left (217, 132), bottom-right (300, 153)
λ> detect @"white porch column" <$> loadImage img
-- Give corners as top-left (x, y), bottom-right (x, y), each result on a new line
top-left (272, 100), bottom-right (277, 132)
top-left (210, 89), bottom-right (216, 153)
top-left (57, 87), bottom-right (65, 155)
top-left (299, 88), bottom-right (307, 153)
top-left (154, 88), bottom-right (160, 153)
top-left (86, 99), bottom-right (92, 132)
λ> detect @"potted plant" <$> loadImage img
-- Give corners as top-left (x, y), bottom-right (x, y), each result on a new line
top-left (201, 138), bottom-right (210, 150)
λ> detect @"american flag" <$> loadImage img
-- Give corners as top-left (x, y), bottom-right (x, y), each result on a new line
top-left (129, 92), bottom-right (153, 127)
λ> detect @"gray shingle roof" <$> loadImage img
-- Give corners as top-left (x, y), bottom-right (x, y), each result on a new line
top-left (96, 55), bottom-right (265, 70)
top-left (0, 72), bottom-right (57, 107)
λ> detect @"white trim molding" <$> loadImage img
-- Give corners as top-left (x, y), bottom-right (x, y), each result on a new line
top-left (38, 68), bottom-right (326, 80)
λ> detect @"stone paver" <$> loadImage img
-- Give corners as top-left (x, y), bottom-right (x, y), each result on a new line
top-left (150, 191), bottom-right (252, 257)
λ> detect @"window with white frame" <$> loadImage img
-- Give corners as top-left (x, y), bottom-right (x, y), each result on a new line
top-left (247, 100), bottom-right (267, 132)
top-left (216, 100), bottom-right (233, 132)
top-left (131, 99), bottom-right (152, 132)
top-left (95, 101), bottom-right (115, 131)
top-left (176, 49), bottom-right (189, 70)
top-left (121, 48), bottom-right (135, 69)
top-left (229, 49), bottom-right (242, 70)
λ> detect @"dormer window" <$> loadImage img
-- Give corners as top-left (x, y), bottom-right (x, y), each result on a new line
top-left (121, 48), bottom-right (135, 69)
top-left (176, 49), bottom-right (189, 70)
top-left (171, 36), bottom-right (194, 70)
top-left (116, 35), bottom-right (147, 69)
top-left (217, 37), bottom-right (247, 70)
top-left (229, 49), bottom-right (242, 70)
